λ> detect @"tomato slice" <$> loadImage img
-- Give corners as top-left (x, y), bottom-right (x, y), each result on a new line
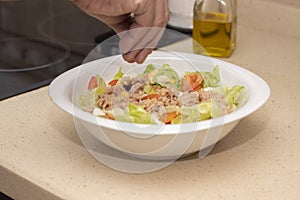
top-left (164, 111), bottom-right (178, 124)
top-left (141, 93), bottom-right (160, 100)
top-left (108, 79), bottom-right (118, 86)
top-left (181, 73), bottom-right (203, 91)
top-left (88, 76), bottom-right (98, 90)
top-left (103, 114), bottom-right (115, 120)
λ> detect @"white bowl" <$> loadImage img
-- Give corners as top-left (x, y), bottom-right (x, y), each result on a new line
top-left (49, 51), bottom-right (270, 160)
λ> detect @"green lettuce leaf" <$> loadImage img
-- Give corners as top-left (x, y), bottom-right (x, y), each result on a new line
top-left (112, 108), bottom-right (132, 122)
top-left (79, 88), bottom-right (97, 111)
top-left (128, 103), bottom-right (156, 124)
top-left (152, 64), bottom-right (180, 89)
top-left (199, 65), bottom-right (220, 88)
top-left (211, 85), bottom-right (246, 112)
top-left (170, 99), bottom-right (229, 124)
top-left (143, 64), bottom-right (156, 74)
top-left (113, 67), bottom-right (124, 80)
top-left (143, 64), bottom-right (157, 79)
top-left (113, 103), bottom-right (156, 124)
top-left (224, 85), bottom-right (245, 111)
top-left (170, 102), bottom-right (212, 124)
top-left (95, 75), bottom-right (107, 95)
top-left (143, 84), bottom-right (154, 94)
top-left (79, 75), bottom-right (107, 110)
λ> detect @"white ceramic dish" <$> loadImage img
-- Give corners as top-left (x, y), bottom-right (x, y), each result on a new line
top-left (49, 51), bottom-right (270, 160)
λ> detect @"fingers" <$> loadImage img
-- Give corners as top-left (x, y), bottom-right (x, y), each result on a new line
top-left (73, 0), bottom-right (170, 64)
top-left (118, 27), bottom-right (148, 54)
top-left (122, 50), bottom-right (142, 63)
top-left (123, 48), bottom-right (153, 64)
top-left (72, 0), bottom-right (140, 16)
top-left (135, 48), bottom-right (153, 63)
top-left (120, 0), bottom-right (170, 63)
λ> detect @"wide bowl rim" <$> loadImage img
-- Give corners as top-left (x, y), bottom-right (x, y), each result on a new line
top-left (48, 51), bottom-right (270, 135)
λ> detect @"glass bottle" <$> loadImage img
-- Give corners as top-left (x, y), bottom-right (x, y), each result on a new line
top-left (193, 0), bottom-right (237, 57)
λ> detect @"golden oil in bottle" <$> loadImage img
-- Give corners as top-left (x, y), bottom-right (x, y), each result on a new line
top-left (193, 0), bottom-right (237, 57)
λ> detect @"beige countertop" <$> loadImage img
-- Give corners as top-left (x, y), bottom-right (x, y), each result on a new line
top-left (1, 1), bottom-right (300, 199)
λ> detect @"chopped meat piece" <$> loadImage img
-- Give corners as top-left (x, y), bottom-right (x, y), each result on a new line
top-left (211, 91), bottom-right (227, 111)
top-left (112, 84), bottom-right (126, 97)
top-left (155, 86), bottom-right (179, 107)
top-left (97, 92), bottom-right (112, 110)
top-left (148, 102), bottom-right (166, 121)
top-left (198, 90), bottom-right (211, 102)
top-left (97, 85), bottom-right (130, 110)
top-left (179, 91), bottom-right (199, 107)
top-left (120, 74), bottom-right (150, 90)
top-left (129, 82), bottom-right (144, 97)
top-left (112, 95), bottom-right (130, 109)
top-left (179, 90), bottom-right (211, 107)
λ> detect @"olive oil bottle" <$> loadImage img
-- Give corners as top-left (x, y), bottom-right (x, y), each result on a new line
top-left (193, 0), bottom-right (237, 57)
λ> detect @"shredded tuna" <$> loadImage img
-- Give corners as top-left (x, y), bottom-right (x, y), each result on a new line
top-left (148, 102), bottom-right (166, 121)
top-left (129, 82), bottom-right (144, 97)
top-left (156, 87), bottom-right (179, 107)
top-left (97, 92), bottom-right (112, 110)
top-left (179, 90), bottom-right (211, 107)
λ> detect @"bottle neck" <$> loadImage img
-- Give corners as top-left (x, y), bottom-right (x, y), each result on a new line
top-left (194, 0), bottom-right (236, 22)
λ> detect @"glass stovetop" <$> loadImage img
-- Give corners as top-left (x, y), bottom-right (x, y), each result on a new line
top-left (0, 0), bottom-right (113, 100)
top-left (0, 0), bottom-right (191, 101)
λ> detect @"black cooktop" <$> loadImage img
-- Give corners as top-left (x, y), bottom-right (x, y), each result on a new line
top-left (0, 0), bottom-right (113, 100)
top-left (0, 0), bottom-right (191, 101)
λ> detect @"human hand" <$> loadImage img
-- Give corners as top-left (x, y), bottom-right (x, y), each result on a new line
top-left (73, 0), bottom-right (169, 63)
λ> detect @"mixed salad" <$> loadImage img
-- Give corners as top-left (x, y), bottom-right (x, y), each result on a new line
top-left (79, 64), bottom-right (246, 124)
